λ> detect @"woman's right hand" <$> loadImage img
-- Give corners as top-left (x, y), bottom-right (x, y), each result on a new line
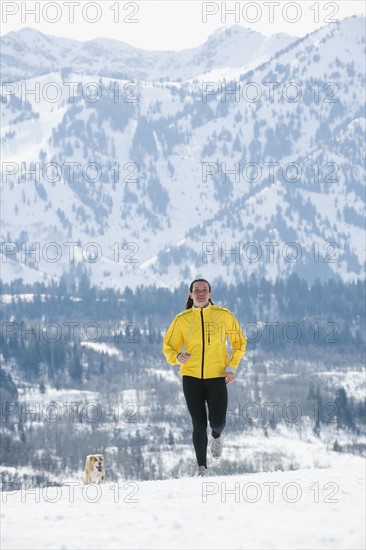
top-left (178, 353), bottom-right (191, 364)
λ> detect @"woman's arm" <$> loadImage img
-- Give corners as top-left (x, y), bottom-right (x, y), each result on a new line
top-left (225, 311), bottom-right (247, 370)
top-left (162, 317), bottom-right (184, 365)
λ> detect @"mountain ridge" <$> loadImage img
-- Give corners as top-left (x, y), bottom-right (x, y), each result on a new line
top-left (1, 16), bottom-right (365, 289)
top-left (1, 23), bottom-right (295, 81)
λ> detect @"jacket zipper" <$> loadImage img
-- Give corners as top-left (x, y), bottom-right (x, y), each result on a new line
top-left (200, 309), bottom-right (205, 379)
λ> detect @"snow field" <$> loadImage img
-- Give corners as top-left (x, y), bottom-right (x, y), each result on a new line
top-left (1, 454), bottom-right (364, 550)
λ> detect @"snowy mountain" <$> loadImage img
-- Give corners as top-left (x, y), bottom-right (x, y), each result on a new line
top-left (1, 16), bottom-right (365, 289)
top-left (0, 25), bottom-right (294, 82)
top-left (1, 454), bottom-right (365, 549)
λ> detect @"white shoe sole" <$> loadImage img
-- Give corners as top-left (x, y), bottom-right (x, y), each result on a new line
top-left (211, 437), bottom-right (223, 459)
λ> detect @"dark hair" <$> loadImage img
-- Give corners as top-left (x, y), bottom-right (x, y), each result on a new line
top-left (185, 278), bottom-right (214, 309)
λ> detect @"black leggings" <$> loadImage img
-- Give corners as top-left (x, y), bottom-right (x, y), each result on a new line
top-left (182, 375), bottom-right (228, 467)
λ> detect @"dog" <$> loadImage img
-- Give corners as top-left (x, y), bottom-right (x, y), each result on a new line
top-left (85, 454), bottom-right (105, 484)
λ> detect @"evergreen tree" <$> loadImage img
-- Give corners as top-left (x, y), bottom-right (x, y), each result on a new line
top-left (69, 345), bottom-right (83, 383)
top-left (335, 387), bottom-right (354, 430)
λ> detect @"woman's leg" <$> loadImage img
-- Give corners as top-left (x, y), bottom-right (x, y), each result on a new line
top-left (182, 376), bottom-right (208, 467)
top-left (205, 377), bottom-right (228, 438)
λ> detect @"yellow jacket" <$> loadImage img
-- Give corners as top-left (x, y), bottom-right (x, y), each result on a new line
top-left (162, 303), bottom-right (246, 379)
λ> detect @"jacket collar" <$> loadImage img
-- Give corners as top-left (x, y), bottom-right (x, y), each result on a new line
top-left (192, 302), bottom-right (212, 312)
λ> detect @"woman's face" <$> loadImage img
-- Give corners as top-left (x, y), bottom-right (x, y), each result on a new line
top-left (190, 281), bottom-right (211, 308)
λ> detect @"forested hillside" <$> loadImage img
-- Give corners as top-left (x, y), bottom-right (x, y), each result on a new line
top-left (1, 275), bottom-right (364, 486)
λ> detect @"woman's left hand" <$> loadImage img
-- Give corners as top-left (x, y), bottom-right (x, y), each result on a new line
top-left (223, 371), bottom-right (236, 384)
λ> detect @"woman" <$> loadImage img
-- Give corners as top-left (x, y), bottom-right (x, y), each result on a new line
top-left (162, 278), bottom-right (246, 476)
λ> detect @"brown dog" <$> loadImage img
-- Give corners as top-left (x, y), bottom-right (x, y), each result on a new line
top-left (85, 454), bottom-right (105, 484)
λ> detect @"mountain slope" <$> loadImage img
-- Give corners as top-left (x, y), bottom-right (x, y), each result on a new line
top-left (0, 17), bottom-right (365, 288)
top-left (0, 25), bottom-right (294, 82)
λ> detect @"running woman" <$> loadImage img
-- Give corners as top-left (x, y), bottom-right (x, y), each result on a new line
top-left (163, 278), bottom-right (247, 476)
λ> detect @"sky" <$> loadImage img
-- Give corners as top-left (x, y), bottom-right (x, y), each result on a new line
top-left (0, 0), bottom-right (365, 50)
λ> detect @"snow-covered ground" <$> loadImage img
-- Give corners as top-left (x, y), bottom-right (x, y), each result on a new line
top-left (1, 454), bottom-right (364, 550)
